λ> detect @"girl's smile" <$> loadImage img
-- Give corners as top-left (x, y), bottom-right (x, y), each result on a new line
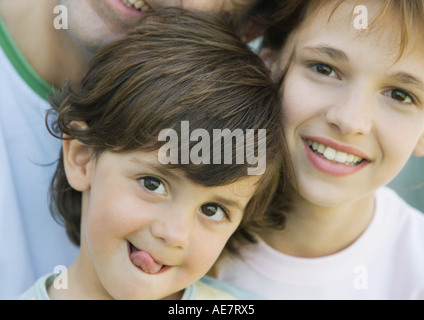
top-left (304, 137), bottom-right (370, 177)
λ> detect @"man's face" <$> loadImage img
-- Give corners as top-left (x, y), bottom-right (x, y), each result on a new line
top-left (60, 0), bottom-right (257, 53)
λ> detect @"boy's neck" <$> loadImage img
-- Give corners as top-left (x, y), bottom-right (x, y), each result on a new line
top-left (0, 0), bottom-right (91, 89)
top-left (259, 192), bottom-right (376, 258)
top-left (47, 254), bottom-right (107, 300)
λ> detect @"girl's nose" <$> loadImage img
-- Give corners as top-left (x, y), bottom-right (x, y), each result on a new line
top-left (325, 85), bottom-right (373, 136)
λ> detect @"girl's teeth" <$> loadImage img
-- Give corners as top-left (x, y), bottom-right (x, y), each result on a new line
top-left (308, 140), bottom-right (363, 165)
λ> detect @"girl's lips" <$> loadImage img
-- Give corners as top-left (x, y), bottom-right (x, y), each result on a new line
top-left (303, 140), bottom-right (369, 177)
top-left (305, 136), bottom-right (370, 161)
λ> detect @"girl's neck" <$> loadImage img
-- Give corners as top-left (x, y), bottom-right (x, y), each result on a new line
top-left (259, 191), bottom-right (376, 258)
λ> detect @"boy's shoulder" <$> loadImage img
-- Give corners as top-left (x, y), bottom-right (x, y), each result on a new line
top-left (186, 276), bottom-right (263, 300)
top-left (17, 273), bottom-right (56, 300)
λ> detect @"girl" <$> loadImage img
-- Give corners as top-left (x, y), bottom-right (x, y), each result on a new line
top-left (215, 0), bottom-right (424, 300)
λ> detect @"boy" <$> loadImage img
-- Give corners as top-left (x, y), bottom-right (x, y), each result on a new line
top-left (19, 8), bottom-right (286, 299)
top-left (0, 0), bottom-right (274, 299)
top-left (216, 0), bottom-right (424, 299)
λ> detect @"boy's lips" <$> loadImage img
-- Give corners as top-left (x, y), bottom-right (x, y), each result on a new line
top-left (128, 242), bottom-right (168, 274)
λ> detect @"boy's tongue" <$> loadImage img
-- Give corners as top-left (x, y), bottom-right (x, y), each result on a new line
top-left (130, 250), bottom-right (163, 274)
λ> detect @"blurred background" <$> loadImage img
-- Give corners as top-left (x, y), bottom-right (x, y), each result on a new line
top-left (388, 156), bottom-right (424, 213)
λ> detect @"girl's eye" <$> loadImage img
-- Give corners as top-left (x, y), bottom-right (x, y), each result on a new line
top-left (200, 203), bottom-right (229, 222)
top-left (384, 89), bottom-right (413, 104)
top-left (140, 176), bottom-right (166, 195)
top-left (311, 63), bottom-right (338, 78)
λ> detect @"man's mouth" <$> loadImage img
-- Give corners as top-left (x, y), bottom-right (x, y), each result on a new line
top-left (129, 242), bottom-right (165, 274)
top-left (307, 139), bottom-right (364, 166)
top-left (120, 0), bottom-right (152, 12)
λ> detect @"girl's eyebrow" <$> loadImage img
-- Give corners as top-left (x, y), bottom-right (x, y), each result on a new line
top-left (301, 45), bottom-right (348, 62)
top-left (390, 72), bottom-right (424, 93)
top-left (300, 46), bottom-right (424, 93)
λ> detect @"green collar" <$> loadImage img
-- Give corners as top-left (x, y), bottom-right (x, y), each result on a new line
top-left (0, 18), bottom-right (52, 100)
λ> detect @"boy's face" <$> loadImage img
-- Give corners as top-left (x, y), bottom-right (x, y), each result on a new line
top-left (276, 1), bottom-right (424, 207)
top-left (60, 0), bottom-right (257, 53)
top-left (75, 150), bottom-right (258, 299)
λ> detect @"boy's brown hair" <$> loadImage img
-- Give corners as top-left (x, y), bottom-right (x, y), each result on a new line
top-left (47, 7), bottom-right (289, 247)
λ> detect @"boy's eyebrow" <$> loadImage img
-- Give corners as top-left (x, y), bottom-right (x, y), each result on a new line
top-left (302, 46), bottom-right (348, 62)
top-left (129, 157), bottom-right (182, 183)
top-left (129, 156), bottom-right (245, 211)
top-left (211, 196), bottom-right (244, 211)
top-left (390, 72), bottom-right (424, 93)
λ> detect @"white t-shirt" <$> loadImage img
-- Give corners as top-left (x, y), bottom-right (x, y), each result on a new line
top-left (216, 187), bottom-right (424, 300)
top-left (0, 19), bottom-right (79, 299)
top-left (18, 273), bottom-right (261, 300)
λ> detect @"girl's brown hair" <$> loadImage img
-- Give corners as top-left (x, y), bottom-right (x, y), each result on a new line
top-left (256, 0), bottom-right (424, 231)
top-left (264, 0), bottom-right (424, 55)
top-left (47, 7), bottom-right (289, 247)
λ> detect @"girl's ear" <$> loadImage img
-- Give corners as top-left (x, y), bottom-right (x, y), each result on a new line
top-left (259, 47), bottom-right (277, 70)
top-left (259, 47), bottom-right (280, 81)
top-left (62, 136), bottom-right (94, 192)
top-left (413, 134), bottom-right (424, 157)
top-left (240, 17), bottom-right (266, 44)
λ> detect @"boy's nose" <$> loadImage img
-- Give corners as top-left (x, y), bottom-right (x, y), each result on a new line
top-left (150, 206), bottom-right (194, 248)
top-left (325, 86), bottom-right (373, 136)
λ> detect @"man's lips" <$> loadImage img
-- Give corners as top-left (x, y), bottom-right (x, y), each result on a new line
top-left (129, 242), bottom-right (165, 274)
top-left (120, 0), bottom-right (152, 12)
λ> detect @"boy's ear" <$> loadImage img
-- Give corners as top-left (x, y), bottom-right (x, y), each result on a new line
top-left (62, 135), bottom-right (94, 192)
top-left (413, 134), bottom-right (424, 157)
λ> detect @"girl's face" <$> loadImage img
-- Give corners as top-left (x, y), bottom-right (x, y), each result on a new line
top-left (276, 1), bottom-right (424, 207)
top-left (73, 150), bottom-right (258, 299)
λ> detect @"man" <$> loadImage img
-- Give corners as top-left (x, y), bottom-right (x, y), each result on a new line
top-left (0, 0), bottom-right (266, 299)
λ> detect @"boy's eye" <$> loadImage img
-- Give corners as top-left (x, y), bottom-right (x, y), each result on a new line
top-left (311, 63), bottom-right (337, 78)
top-left (140, 176), bottom-right (166, 195)
top-left (200, 203), bottom-right (229, 222)
top-left (384, 89), bottom-right (413, 104)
